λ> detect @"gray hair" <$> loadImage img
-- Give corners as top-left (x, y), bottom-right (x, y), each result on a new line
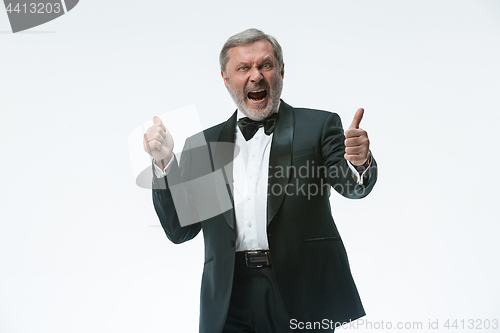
top-left (219, 28), bottom-right (284, 73)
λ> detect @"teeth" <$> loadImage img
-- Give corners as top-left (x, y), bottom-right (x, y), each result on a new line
top-left (250, 89), bottom-right (265, 93)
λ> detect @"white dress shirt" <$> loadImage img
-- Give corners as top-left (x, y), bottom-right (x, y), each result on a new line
top-left (232, 108), bottom-right (274, 251)
top-left (153, 104), bottom-right (370, 252)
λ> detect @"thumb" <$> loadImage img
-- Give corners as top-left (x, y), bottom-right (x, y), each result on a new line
top-left (153, 116), bottom-right (162, 125)
top-left (349, 108), bottom-right (364, 129)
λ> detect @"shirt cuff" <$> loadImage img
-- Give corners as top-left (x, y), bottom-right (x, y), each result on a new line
top-left (153, 154), bottom-right (174, 178)
top-left (347, 156), bottom-right (372, 185)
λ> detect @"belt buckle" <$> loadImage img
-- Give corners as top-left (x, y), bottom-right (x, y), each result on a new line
top-left (245, 250), bottom-right (269, 268)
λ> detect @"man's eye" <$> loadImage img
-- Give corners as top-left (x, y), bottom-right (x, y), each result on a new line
top-left (238, 67), bottom-right (247, 71)
top-left (263, 64), bottom-right (271, 69)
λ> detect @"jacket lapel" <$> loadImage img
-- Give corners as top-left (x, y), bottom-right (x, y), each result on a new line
top-left (267, 100), bottom-right (294, 225)
top-left (212, 102), bottom-right (295, 229)
top-left (212, 110), bottom-right (237, 230)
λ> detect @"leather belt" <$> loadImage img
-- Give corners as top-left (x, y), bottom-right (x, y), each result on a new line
top-left (236, 250), bottom-right (271, 268)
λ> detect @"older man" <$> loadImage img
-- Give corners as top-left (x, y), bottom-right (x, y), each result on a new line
top-left (144, 28), bottom-right (377, 333)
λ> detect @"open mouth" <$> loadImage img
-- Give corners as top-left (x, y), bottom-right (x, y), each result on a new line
top-left (247, 89), bottom-right (267, 102)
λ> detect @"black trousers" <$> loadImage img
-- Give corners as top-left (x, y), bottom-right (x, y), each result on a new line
top-left (222, 253), bottom-right (334, 333)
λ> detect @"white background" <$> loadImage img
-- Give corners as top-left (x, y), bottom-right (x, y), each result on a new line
top-left (1, 1), bottom-right (499, 332)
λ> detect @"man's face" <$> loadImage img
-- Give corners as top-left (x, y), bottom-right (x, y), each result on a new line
top-left (222, 40), bottom-right (284, 121)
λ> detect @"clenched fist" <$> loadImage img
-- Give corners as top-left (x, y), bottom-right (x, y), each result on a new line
top-left (143, 116), bottom-right (175, 169)
top-left (344, 108), bottom-right (370, 166)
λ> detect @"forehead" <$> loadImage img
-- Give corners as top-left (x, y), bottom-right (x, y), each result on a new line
top-left (227, 40), bottom-right (275, 64)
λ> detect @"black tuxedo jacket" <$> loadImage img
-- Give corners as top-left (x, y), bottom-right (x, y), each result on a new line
top-left (152, 100), bottom-right (377, 332)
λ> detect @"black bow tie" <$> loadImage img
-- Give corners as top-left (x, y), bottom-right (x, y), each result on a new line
top-left (237, 113), bottom-right (279, 141)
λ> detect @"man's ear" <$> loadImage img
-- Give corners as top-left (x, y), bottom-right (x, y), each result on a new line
top-left (221, 71), bottom-right (228, 88)
top-left (280, 63), bottom-right (285, 79)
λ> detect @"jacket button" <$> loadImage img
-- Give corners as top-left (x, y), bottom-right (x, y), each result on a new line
top-left (229, 240), bottom-right (235, 247)
top-left (354, 184), bottom-right (366, 196)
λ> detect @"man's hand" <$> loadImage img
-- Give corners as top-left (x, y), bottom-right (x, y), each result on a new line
top-left (143, 116), bottom-right (174, 169)
top-left (344, 108), bottom-right (370, 166)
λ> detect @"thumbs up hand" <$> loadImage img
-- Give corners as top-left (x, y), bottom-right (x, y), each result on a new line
top-left (143, 116), bottom-right (175, 169)
top-left (344, 108), bottom-right (370, 166)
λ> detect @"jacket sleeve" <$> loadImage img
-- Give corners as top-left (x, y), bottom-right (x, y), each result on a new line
top-left (321, 112), bottom-right (377, 199)
top-left (152, 137), bottom-right (202, 244)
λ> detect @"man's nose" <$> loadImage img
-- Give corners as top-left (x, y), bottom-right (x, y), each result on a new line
top-left (249, 67), bottom-right (263, 83)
